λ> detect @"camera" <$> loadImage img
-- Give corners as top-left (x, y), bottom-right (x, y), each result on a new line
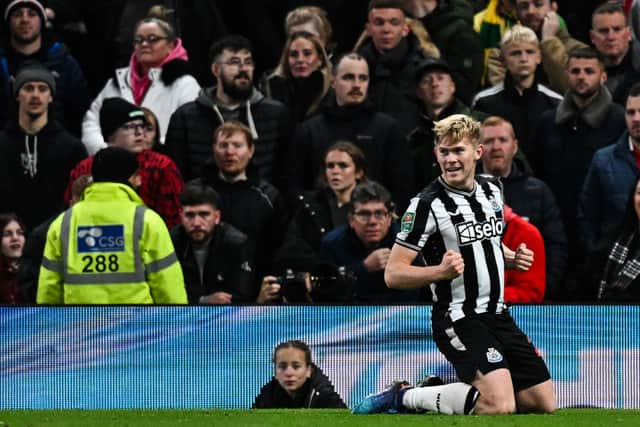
top-left (276, 263), bottom-right (356, 303)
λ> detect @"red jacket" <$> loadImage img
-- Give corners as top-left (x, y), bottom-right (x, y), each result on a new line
top-left (65, 150), bottom-right (183, 228)
top-left (503, 205), bottom-right (546, 303)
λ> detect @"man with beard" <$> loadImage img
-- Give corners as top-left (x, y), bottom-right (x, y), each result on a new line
top-left (530, 47), bottom-right (625, 299)
top-left (0, 0), bottom-right (90, 136)
top-left (0, 62), bottom-right (87, 231)
top-left (283, 52), bottom-right (413, 211)
top-left (170, 183), bottom-right (255, 304)
top-left (165, 35), bottom-right (290, 184)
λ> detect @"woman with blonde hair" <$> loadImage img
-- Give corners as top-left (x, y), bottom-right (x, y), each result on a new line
top-left (263, 31), bottom-right (332, 123)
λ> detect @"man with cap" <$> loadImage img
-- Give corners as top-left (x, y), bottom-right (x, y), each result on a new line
top-left (0, 62), bottom-right (87, 231)
top-left (65, 98), bottom-right (184, 228)
top-left (37, 146), bottom-right (188, 305)
top-left (0, 0), bottom-right (89, 135)
top-left (409, 56), bottom-right (485, 192)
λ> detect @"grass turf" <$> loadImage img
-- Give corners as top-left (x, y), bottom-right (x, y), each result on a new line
top-left (1, 409), bottom-right (640, 427)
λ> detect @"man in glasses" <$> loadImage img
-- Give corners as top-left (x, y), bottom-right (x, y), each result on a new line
top-left (165, 34), bottom-right (290, 184)
top-left (319, 180), bottom-right (419, 303)
top-left (65, 98), bottom-right (184, 228)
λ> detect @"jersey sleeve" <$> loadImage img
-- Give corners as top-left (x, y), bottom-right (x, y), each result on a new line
top-left (395, 197), bottom-right (437, 252)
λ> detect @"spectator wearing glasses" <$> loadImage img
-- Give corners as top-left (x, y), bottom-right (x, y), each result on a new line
top-left (81, 14), bottom-right (200, 155)
top-left (319, 180), bottom-right (419, 303)
top-left (66, 98), bottom-right (183, 228)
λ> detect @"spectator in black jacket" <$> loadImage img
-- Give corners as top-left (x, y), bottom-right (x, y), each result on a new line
top-left (473, 24), bottom-right (562, 156)
top-left (479, 116), bottom-right (567, 300)
top-left (191, 121), bottom-right (287, 280)
top-left (165, 35), bottom-right (291, 184)
top-left (284, 52), bottom-right (413, 212)
top-left (253, 340), bottom-right (347, 409)
top-left (0, 62), bottom-right (87, 231)
top-left (275, 141), bottom-right (368, 272)
top-left (171, 184), bottom-right (255, 305)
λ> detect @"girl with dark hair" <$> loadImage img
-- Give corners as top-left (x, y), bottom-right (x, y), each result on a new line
top-left (597, 177), bottom-right (640, 301)
top-left (252, 340), bottom-right (346, 409)
top-left (273, 142), bottom-right (368, 274)
top-left (0, 213), bottom-right (26, 304)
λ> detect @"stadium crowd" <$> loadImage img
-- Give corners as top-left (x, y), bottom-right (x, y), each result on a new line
top-left (1, 0), bottom-right (640, 305)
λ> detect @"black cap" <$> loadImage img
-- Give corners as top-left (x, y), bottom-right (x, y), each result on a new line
top-left (92, 147), bottom-right (139, 185)
top-left (415, 57), bottom-right (452, 83)
top-left (99, 98), bottom-right (147, 141)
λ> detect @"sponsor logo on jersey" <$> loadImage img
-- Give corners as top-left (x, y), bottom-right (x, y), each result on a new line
top-left (401, 212), bottom-right (415, 233)
top-left (486, 347), bottom-right (503, 363)
top-left (77, 225), bottom-right (125, 253)
top-left (455, 216), bottom-right (503, 245)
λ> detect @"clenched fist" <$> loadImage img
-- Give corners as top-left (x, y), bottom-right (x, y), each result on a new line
top-left (440, 249), bottom-right (464, 280)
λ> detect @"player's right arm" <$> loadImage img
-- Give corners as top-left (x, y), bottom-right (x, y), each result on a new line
top-left (385, 245), bottom-right (464, 290)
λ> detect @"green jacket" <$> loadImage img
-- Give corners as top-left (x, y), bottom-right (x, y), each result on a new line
top-left (37, 182), bottom-right (187, 304)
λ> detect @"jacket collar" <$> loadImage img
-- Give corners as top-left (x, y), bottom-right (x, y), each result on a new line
top-left (555, 86), bottom-right (613, 128)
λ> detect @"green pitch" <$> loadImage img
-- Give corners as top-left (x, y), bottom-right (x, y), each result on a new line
top-left (1, 409), bottom-right (639, 427)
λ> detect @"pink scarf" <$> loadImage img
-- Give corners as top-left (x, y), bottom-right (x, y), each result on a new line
top-left (129, 38), bottom-right (189, 106)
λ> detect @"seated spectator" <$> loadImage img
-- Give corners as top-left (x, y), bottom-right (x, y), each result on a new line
top-left (355, 0), bottom-right (439, 135)
top-left (0, 213), bottom-right (26, 304)
top-left (171, 184), bottom-right (255, 305)
top-left (191, 121), bottom-right (287, 279)
top-left (404, 0), bottom-right (484, 105)
top-left (579, 83), bottom-right (640, 257)
top-left (0, 0), bottom-right (90, 136)
top-left (81, 14), bottom-right (200, 155)
top-left (503, 204), bottom-right (546, 303)
top-left (67, 98), bottom-right (184, 228)
top-left (319, 180), bottom-right (419, 303)
top-left (165, 35), bottom-right (290, 182)
top-left (18, 174), bottom-right (92, 304)
top-left (275, 141), bottom-right (367, 272)
top-left (411, 57), bottom-right (486, 192)
top-left (486, 0), bottom-right (587, 93)
top-left (594, 177), bottom-right (640, 302)
top-left (140, 107), bottom-right (160, 151)
top-left (473, 24), bottom-right (562, 156)
top-left (253, 340), bottom-right (347, 409)
top-left (0, 63), bottom-right (87, 231)
top-left (262, 31), bottom-right (332, 123)
top-left (479, 116), bottom-right (566, 300)
top-left (284, 52), bottom-right (413, 211)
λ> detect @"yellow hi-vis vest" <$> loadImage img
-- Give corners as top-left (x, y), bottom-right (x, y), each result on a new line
top-left (37, 183), bottom-right (187, 304)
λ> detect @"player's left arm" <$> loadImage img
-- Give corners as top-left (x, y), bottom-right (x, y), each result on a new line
top-left (503, 242), bottom-right (534, 271)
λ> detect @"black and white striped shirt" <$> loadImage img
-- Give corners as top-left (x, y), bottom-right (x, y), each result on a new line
top-left (396, 176), bottom-right (506, 320)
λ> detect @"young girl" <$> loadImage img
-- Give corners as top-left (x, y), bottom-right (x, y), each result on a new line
top-left (252, 340), bottom-right (346, 409)
top-left (0, 214), bottom-right (26, 304)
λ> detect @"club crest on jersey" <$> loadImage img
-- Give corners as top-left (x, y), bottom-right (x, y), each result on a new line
top-left (455, 216), bottom-right (503, 245)
top-left (486, 347), bottom-right (503, 363)
top-left (401, 212), bottom-right (415, 233)
top-left (488, 196), bottom-right (501, 212)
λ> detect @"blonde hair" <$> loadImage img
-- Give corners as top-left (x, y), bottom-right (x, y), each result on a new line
top-left (285, 6), bottom-right (332, 47)
top-left (481, 116), bottom-right (516, 139)
top-left (500, 24), bottom-right (539, 51)
top-left (433, 114), bottom-right (481, 146)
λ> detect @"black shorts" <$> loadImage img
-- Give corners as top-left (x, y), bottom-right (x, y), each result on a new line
top-left (432, 310), bottom-right (550, 392)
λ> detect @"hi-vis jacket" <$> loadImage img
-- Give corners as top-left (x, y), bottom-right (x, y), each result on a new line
top-left (37, 183), bottom-right (187, 304)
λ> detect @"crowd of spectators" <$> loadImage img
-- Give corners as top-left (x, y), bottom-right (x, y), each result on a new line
top-left (1, 0), bottom-right (640, 305)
